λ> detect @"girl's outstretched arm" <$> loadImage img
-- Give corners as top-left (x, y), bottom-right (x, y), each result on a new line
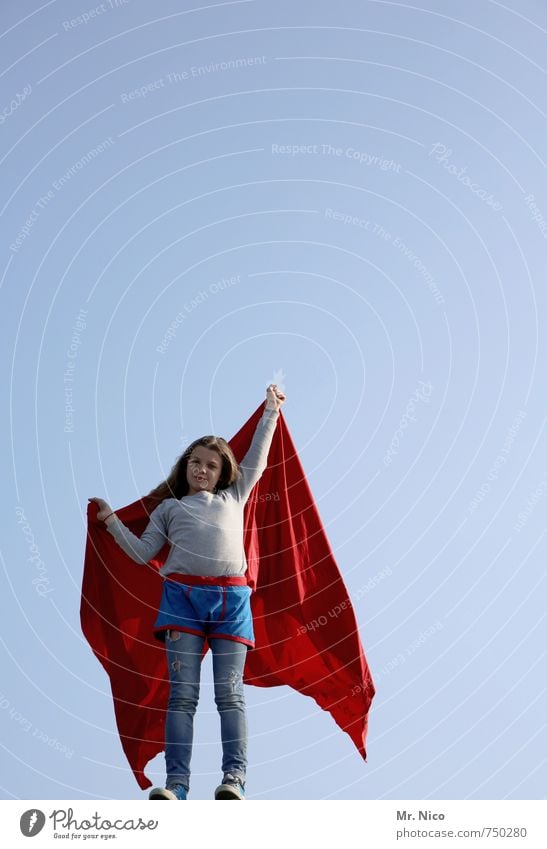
top-left (88, 497), bottom-right (169, 564)
top-left (230, 383), bottom-right (286, 503)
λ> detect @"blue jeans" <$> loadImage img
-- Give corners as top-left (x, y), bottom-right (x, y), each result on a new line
top-left (164, 629), bottom-right (248, 791)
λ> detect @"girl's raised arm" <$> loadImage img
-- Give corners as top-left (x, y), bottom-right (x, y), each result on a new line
top-left (230, 383), bottom-right (285, 504)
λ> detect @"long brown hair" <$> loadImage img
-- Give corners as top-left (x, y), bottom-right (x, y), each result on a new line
top-left (147, 436), bottom-right (241, 502)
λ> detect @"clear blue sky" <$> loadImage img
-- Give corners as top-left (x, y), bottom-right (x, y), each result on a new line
top-left (2, 0), bottom-right (546, 800)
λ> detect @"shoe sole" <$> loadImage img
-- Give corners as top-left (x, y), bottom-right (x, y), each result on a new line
top-left (214, 784), bottom-right (244, 800)
top-left (149, 787), bottom-right (178, 800)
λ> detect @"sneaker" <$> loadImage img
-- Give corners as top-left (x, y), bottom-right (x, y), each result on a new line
top-left (214, 773), bottom-right (246, 800)
top-left (149, 783), bottom-right (187, 800)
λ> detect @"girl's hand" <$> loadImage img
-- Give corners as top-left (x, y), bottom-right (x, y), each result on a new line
top-left (88, 497), bottom-right (114, 522)
top-left (265, 383), bottom-right (286, 411)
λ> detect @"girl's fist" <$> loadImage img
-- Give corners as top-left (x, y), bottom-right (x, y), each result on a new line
top-left (265, 383), bottom-right (286, 411)
top-left (88, 497), bottom-right (113, 521)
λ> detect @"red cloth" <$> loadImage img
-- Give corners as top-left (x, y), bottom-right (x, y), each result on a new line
top-left (81, 404), bottom-right (375, 789)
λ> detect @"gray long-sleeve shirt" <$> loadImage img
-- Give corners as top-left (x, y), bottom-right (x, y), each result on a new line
top-left (105, 406), bottom-right (279, 577)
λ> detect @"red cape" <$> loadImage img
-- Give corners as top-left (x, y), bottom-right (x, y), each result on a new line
top-left (81, 404), bottom-right (375, 789)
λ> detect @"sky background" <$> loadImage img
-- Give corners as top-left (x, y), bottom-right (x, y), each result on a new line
top-left (1, 0), bottom-right (546, 801)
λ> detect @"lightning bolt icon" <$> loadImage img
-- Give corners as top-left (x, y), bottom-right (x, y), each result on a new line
top-left (28, 811), bottom-right (38, 833)
top-left (271, 369), bottom-right (286, 392)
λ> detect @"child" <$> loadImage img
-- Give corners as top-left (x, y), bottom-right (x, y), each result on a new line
top-left (89, 383), bottom-right (285, 800)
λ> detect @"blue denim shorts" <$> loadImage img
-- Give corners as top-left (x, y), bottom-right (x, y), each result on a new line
top-left (153, 575), bottom-right (254, 648)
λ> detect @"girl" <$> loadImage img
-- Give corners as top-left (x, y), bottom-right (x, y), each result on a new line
top-left (89, 383), bottom-right (285, 800)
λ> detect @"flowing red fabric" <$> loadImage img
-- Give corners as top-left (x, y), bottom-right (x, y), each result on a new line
top-left (81, 404), bottom-right (375, 790)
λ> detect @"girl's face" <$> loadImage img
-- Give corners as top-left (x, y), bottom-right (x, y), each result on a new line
top-left (186, 446), bottom-right (223, 495)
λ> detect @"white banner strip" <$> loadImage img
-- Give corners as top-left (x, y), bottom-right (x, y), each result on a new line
top-left (3, 800), bottom-right (547, 848)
